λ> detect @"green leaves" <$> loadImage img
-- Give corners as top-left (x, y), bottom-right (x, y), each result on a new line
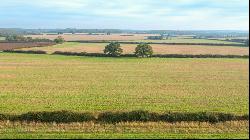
top-left (104, 42), bottom-right (123, 57)
top-left (135, 43), bottom-right (153, 58)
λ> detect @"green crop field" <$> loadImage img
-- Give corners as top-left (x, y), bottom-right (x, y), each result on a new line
top-left (0, 53), bottom-right (249, 114)
top-left (20, 42), bottom-right (249, 56)
top-left (0, 53), bottom-right (249, 139)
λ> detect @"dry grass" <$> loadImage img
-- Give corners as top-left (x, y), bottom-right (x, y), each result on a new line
top-left (0, 121), bottom-right (248, 138)
top-left (20, 42), bottom-right (249, 55)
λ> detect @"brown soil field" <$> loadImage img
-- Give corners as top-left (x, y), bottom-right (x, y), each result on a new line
top-left (0, 42), bottom-right (56, 51)
top-left (25, 34), bottom-right (159, 41)
top-left (20, 43), bottom-right (249, 55)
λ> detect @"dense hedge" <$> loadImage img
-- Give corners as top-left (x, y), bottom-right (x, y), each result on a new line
top-left (3, 50), bottom-right (47, 54)
top-left (52, 51), bottom-right (135, 57)
top-left (52, 51), bottom-right (249, 59)
top-left (0, 110), bottom-right (248, 123)
top-left (152, 54), bottom-right (249, 59)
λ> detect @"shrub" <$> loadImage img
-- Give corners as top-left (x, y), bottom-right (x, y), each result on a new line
top-left (98, 110), bottom-right (158, 123)
top-left (54, 36), bottom-right (65, 44)
top-left (104, 42), bottom-right (123, 57)
top-left (12, 111), bottom-right (95, 123)
top-left (0, 114), bottom-right (8, 120)
top-left (135, 43), bottom-right (153, 58)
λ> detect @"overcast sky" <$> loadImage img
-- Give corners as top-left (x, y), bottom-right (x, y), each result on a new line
top-left (0, 0), bottom-right (249, 30)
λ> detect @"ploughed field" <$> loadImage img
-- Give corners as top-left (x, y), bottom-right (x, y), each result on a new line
top-left (20, 42), bottom-right (249, 56)
top-left (0, 42), bottom-right (56, 51)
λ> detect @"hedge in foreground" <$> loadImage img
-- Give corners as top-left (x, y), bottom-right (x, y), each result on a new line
top-left (3, 50), bottom-right (47, 54)
top-left (0, 110), bottom-right (248, 123)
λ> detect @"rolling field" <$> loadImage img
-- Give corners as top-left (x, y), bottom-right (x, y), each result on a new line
top-left (20, 42), bottom-right (249, 55)
top-left (0, 53), bottom-right (248, 114)
top-left (25, 34), bottom-right (243, 44)
top-left (0, 53), bottom-right (249, 138)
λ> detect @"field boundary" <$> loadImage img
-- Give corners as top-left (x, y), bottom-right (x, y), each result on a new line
top-left (0, 110), bottom-right (248, 123)
top-left (2, 50), bottom-right (249, 58)
top-left (68, 41), bottom-right (247, 47)
top-left (52, 51), bottom-right (249, 58)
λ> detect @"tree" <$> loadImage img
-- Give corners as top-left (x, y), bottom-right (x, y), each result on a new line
top-left (104, 42), bottom-right (123, 57)
top-left (54, 36), bottom-right (65, 44)
top-left (135, 43), bottom-right (153, 58)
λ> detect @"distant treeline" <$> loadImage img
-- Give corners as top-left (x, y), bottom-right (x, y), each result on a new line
top-left (0, 28), bottom-right (249, 38)
top-left (3, 35), bottom-right (52, 42)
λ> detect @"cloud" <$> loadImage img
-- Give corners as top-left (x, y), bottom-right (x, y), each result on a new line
top-left (0, 0), bottom-right (248, 30)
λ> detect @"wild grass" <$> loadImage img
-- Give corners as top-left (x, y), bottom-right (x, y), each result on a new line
top-left (0, 120), bottom-right (248, 139)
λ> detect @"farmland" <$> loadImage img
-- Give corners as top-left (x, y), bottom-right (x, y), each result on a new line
top-left (0, 53), bottom-right (249, 138)
top-left (19, 42), bottom-right (249, 55)
top-left (25, 34), bottom-right (244, 45)
top-left (0, 53), bottom-right (248, 114)
top-left (0, 42), bottom-right (55, 51)
top-left (0, 31), bottom-right (249, 139)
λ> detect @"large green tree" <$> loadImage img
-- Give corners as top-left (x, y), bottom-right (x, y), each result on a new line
top-left (135, 43), bottom-right (153, 58)
top-left (104, 42), bottom-right (123, 57)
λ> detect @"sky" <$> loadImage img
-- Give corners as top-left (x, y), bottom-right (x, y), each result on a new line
top-left (0, 0), bottom-right (249, 30)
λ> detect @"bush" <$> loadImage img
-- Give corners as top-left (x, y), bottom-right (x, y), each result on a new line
top-left (98, 110), bottom-right (158, 123)
top-left (135, 43), bottom-right (153, 58)
top-left (104, 42), bottom-right (123, 57)
top-left (54, 36), bottom-right (65, 44)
